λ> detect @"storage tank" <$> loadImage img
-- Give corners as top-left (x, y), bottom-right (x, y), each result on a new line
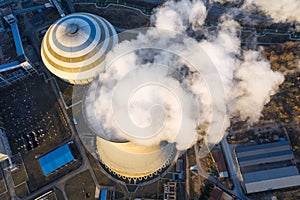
top-left (41, 13), bottom-right (118, 84)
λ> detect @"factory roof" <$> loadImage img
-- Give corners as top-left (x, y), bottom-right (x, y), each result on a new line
top-left (236, 141), bottom-right (293, 167)
top-left (211, 150), bottom-right (228, 173)
top-left (236, 141), bottom-right (300, 193)
top-left (243, 166), bottom-right (299, 183)
top-left (244, 166), bottom-right (300, 193)
top-left (235, 141), bottom-right (289, 153)
top-left (38, 144), bottom-right (74, 176)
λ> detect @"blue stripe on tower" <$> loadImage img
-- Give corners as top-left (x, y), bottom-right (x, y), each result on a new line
top-left (52, 15), bottom-right (97, 52)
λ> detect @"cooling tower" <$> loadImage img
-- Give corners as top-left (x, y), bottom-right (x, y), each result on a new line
top-left (83, 93), bottom-right (178, 184)
top-left (41, 13), bottom-right (118, 84)
top-left (96, 138), bottom-right (177, 183)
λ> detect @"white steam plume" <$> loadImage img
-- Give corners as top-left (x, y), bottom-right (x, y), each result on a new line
top-left (151, 0), bottom-right (207, 32)
top-left (245, 0), bottom-right (300, 23)
top-left (212, 0), bottom-right (300, 23)
top-left (84, 0), bottom-right (284, 151)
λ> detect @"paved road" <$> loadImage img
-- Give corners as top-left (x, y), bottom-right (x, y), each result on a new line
top-left (193, 143), bottom-right (240, 198)
top-left (221, 137), bottom-right (249, 200)
top-left (194, 140), bottom-right (250, 199)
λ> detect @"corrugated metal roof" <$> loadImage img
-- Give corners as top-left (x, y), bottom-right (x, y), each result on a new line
top-left (211, 151), bottom-right (228, 173)
top-left (243, 166), bottom-right (299, 183)
top-left (236, 141), bottom-right (289, 153)
top-left (239, 154), bottom-right (293, 167)
top-left (38, 144), bottom-right (74, 176)
top-left (0, 61), bottom-right (19, 72)
top-left (238, 150), bottom-right (292, 162)
top-left (11, 23), bottom-right (24, 56)
top-left (245, 175), bottom-right (300, 194)
top-left (236, 141), bottom-right (294, 167)
top-left (237, 145), bottom-right (291, 158)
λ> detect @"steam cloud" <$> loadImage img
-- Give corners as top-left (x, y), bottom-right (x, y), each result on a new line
top-left (246, 0), bottom-right (300, 23)
top-left (84, 0), bottom-right (284, 151)
top-left (212, 0), bottom-right (300, 23)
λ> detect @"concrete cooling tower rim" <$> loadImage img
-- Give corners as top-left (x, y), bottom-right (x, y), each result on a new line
top-left (41, 12), bottom-right (118, 84)
top-left (96, 137), bottom-right (178, 182)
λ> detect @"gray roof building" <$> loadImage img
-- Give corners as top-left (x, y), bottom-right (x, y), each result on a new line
top-left (243, 166), bottom-right (300, 193)
top-left (236, 141), bottom-right (293, 167)
top-left (235, 141), bottom-right (300, 194)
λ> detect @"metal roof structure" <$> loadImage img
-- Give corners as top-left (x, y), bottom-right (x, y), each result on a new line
top-left (38, 144), bottom-right (74, 176)
top-left (243, 166), bottom-right (299, 183)
top-left (236, 141), bottom-right (290, 153)
top-left (243, 166), bottom-right (300, 194)
top-left (211, 150), bottom-right (228, 177)
top-left (41, 13), bottom-right (118, 84)
top-left (236, 141), bottom-right (293, 167)
top-left (1, 14), bottom-right (37, 88)
top-left (235, 141), bottom-right (300, 194)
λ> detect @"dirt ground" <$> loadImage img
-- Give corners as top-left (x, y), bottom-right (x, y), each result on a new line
top-left (14, 182), bottom-right (28, 199)
top-left (53, 187), bottom-right (65, 200)
top-left (0, 192), bottom-right (10, 200)
top-left (187, 148), bottom-right (202, 199)
top-left (65, 170), bottom-right (96, 200)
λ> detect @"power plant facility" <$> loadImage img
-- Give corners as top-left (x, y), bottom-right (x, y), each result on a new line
top-left (41, 12), bottom-right (118, 84)
top-left (2, 0), bottom-right (300, 199)
top-left (41, 11), bottom-right (178, 185)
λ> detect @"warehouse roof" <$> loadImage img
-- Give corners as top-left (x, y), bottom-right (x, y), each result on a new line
top-left (39, 144), bottom-right (74, 176)
top-left (236, 141), bottom-right (293, 167)
top-left (236, 141), bottom-right (289, 153)
top-left (244, 166), bottom-right (300, 193)
top-left (211, 151), bottom-right (228, 173)
top-left (236, 141), bottom-right (300, 194)
top-left (243, 166), bottom-right (299, 183)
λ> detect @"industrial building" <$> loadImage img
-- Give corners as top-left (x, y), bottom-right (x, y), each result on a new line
top-left (211, 150), bottom-right (228, 178)
top-left (208, 187), bottom-right (232, 200)
top-left (38, 144), bottom-right (75, 176)
top-left (0, 13), bottom-right (37, 88)
top-left (41, 12), bottom-right (178, 184)
top-left (235, 141), bottom-right (300, 194)
top-left (164, 182), bottom-right (176, 200)
top-left (41, 12), bottom-right (118, 84)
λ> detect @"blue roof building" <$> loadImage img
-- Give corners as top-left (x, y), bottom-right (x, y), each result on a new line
top-left (38, 144), bottom-right (75, 176)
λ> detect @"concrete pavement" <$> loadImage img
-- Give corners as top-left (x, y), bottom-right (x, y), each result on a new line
top-left (194, 140), bottom-right (249, 200)
top-left (220, 137), bottom-right (249, 200)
